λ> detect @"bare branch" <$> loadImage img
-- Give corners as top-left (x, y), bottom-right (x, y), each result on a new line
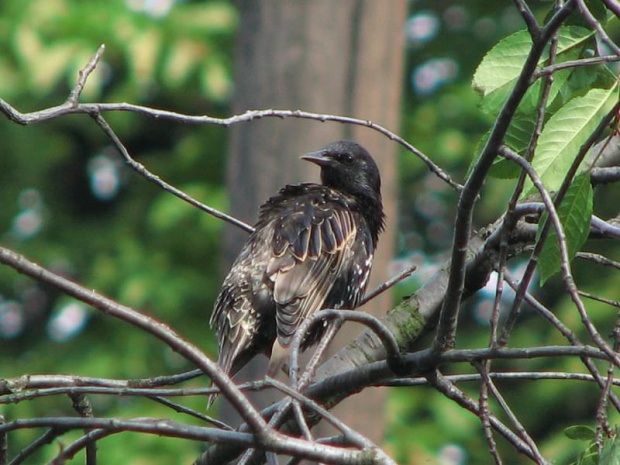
top-left (512, 0), bottom-right (541, 39)
top-left (503, 271), bottom-right (620, 412)
top-left (595, 312), bottom-right (620, 451)
top-left (66, 44), bottom-right (106, 105)
top-left (492, 146), bottom-right (566, 341)
top-left (432, 0), bottom-right (577, 353)
top-left (426, 371), bottom-right (539, 461)
top-left (579, 291), bottom-right (620, 310)
top-left (535, 55), bottom-right (620, 78)
top-left (68, 393), bottom-right (97, 465)
top-left (576, 0), bottom-right (620, 56)
top-left (0, 107), bottom-right (460, 194)
top-left (591, 167), bottom-right (620, 185)
top-left (0, 246), bottom-right (269, 436)
top-left (92, 113), bottom-right (254, 233)
top-left (150, 396), bottom-right (233, 430)
top-left (8, 428), bottom-right (64, 465)
top-left (297, 320), bottom-right (343, 390)
top-left (476, 363), bottom-right (503, 465)
top-left (0, 370), bottom-right (203, 396)
top-left (577, 252), bottom-right (620, 270)
top-left (1, 416), bottom-right (384, 465)
top-left (264, 378), bottom-right (378, 453)
top-left (289, 309), bottom-right (405, 387)
top-left (384, 371), bottom-right (620, 388)
top-left (359, 264), bottom-right (417, 306)
top-left (477, 364), bottom-right (545, 462)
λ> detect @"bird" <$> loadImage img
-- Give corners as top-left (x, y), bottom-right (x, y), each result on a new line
top-left (209, 140), bottom-right (385, 393)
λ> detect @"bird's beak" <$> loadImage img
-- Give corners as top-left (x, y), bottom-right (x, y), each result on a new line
top-left (301, 150), bottom-right (334, 167)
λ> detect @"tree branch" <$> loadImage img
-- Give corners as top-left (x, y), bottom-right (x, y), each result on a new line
top-left (432, 0), bottom-right (577, 352)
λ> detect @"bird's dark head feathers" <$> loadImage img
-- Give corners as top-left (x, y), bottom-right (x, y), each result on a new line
top-left (301, 140), bottom-right (385, 239)
top-left (301, 140), bottom-right (382, 201)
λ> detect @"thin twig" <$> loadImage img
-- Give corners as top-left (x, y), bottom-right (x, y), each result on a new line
top-left (92, 113), bottom-right (254, 233)
top-left (477, 364), bottom-right (545, 462)
top-left (576, 0), bottom-right (620, 56)
top-left (0, 108), bottom-right (460, 194)
top-left (432, 0), bottom-right (577, 353)
top-left (150, 396), bottom-right (233, 430)
top-left (384, 371), bottom-right (620, 387)
top-left (68, 393), bottom-right (97, 465)
top-left (535, 55), bottom-right (620, 78)
top-left (291, 400), bottom-right (313, 440)
top-left (7, 428), bottom-right (64, 465)
top-left (66, 44), bottom-right (106, 105)
top-left (298, 320), bottom-right (343, 389)
top-left (579, 291), bottom-right (620, 309)
top-left (595, 312), bottom-right (620, 452)
top-left (512, 0), bottom-right (541, 39)
top-left (264, 378), bottom-right (378, 451)
top-left (577, 252), bottom-right (620, 270)
top-left (498, 101), bottom-right (620, 365)
top-left (426, 370), bottom-right (538, 461)
top-left (359, 264), bottom-right (417, 306)
top-left (503, 271), bottom-right (620, 412)
top-left (289, 309), bottom-right (404, 388)
top-left (0, 246), bottom-right (269, 436)
top-left (475, 363), bottom-right (503, 465)
top-left (0, 370), bottom-right (204, 397)
top-left (497, 147), bottom-right (571, 341)
top-left (0, 416), bottom-right (380, 465)
top-left (496, 19), bottom-right (560, 344)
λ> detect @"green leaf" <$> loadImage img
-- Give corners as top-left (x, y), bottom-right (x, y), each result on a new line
top-left (526, 85), bottom-right (618, 195)
top-left (468, 115), bottom-right (536, 180)
top-left (473, 26), bottom-right (594, 115)
top-left (538, 173), bottom-right (593, 284)
top-left (564, 425), bottom-right (597, 441)
top-left (601, 436), bottom-right (620, 465)
top-left (561, 60), bottom-right (619, 105)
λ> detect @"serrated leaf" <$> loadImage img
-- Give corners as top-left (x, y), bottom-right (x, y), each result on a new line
top-left (473, 26), bottom-right (593, 115)
top-left (564, 425), bottom-right (597, 441)
top-left (526, 85), bottom-right (618, 195)
top-left (538, 173), bottom-right (593, 284)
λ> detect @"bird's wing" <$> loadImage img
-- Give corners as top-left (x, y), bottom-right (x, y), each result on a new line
top-left (210, 264), bottom-right (257, 377)
top-left (266, 199), bottom-right (357, 347)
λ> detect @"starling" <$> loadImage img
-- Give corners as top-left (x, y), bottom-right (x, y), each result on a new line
top-left (210, 140), bottom-right (385, 386)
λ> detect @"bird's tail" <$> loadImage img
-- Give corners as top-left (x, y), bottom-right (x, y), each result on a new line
top-left (267, 339), bottom-right (289, 377)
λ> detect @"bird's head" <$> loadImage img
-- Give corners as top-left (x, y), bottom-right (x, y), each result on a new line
top-left (301, 140), bottom-right (382, 201)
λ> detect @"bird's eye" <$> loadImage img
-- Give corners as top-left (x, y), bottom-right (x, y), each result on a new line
top-left (339, 153), bottom-right (355, 165)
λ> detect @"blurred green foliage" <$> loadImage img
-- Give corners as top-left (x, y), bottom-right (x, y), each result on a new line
top-left (1, 0), bottom-right (236, 462)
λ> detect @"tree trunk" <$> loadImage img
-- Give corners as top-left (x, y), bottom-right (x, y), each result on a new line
top-left (221, 0), bottom-right (405, 447)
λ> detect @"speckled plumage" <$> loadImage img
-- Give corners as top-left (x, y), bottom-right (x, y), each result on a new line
top-left (209, 140), bottom-right (385, 384)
